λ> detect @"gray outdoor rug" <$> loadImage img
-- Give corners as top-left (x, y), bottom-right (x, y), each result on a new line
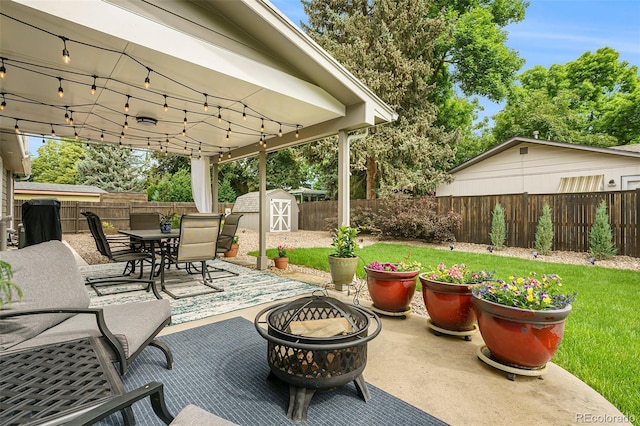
top-left (81, 261), bottom-right (316, 325)
top-left (99, 317), bottom-right (448, 426)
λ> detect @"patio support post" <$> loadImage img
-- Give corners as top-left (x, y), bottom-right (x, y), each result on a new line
top-left (257, 149), bottom-right (269, 270)
top-left (211, 161), bottom-right (219, 214)
top-left (337, 129), bottom-right (350, 226)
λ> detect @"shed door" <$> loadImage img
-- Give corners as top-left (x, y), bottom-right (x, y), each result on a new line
top-left (270, 199), bottom-right (291, 232)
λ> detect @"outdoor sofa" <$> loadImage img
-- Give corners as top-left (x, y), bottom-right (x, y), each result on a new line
top-left (0, 240), bottom-right (173, 375)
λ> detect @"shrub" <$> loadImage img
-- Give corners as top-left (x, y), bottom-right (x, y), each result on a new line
top-left (374, 196), bottom-right (461, 242)
top-left (589, 200), bottom-right (617, 260)
top-left (534, 203), bottom-right (554, 255)
top-left (490, 203), bottom-right (507, 250)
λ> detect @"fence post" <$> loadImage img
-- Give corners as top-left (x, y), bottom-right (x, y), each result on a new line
top-left (75, 202), bottom-right (79, 233)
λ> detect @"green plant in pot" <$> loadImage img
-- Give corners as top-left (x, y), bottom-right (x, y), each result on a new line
top-left (328, 224), bottom-right (359, 291)
top-left (1, 260), bottom-right (23, 309)
top-left (159, 212), bottom-right (177, 233)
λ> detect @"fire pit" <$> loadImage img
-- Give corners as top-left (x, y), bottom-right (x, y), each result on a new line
top-left (254, 295), bottom-right (382, 422)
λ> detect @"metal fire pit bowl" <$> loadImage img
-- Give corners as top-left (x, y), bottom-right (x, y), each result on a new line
top-left (254, 295), bottom-right (382, 422)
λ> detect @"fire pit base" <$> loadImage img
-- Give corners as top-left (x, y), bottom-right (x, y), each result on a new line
top-left (268, 371), bottom-right (370, 422)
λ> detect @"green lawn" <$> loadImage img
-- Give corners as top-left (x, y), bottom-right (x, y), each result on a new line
top-left (258, 242), bottom-right (640, 420)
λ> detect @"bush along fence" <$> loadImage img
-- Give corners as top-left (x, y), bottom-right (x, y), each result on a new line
top-left (298, 190), bottom-right (638, 258)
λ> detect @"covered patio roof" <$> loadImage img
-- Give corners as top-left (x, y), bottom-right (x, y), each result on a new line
top-left (0, 0), bottom-right (396, 162)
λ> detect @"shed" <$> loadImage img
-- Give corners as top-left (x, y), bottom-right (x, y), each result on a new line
top-left (233, 189), bottom-right (299, 232)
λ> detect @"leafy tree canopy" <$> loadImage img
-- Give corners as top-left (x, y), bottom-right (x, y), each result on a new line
top-left (30, 139), bottom-right (85, 184)
top-left (492, 47), bottom-right (640, 146)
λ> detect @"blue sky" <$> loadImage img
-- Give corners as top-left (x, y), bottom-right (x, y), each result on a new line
top-left (271, 0), bottom-right (640, 119)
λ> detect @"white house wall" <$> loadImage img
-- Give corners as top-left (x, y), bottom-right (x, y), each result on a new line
top-left (438, 142), bottom-right (640, 196)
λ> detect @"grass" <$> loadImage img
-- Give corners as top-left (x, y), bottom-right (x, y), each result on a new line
top-left (255, 242), bottom-right (640, 420)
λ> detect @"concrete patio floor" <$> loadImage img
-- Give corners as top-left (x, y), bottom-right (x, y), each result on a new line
top-left (162, 285), bottom-right (626, 425)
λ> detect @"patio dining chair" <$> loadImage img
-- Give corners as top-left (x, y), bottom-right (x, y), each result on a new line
top-left (82, 211), bottom-right (156, 296)
top-left (159, 213), bottom-right (232, 299)
top-left (129, 212), bottom-right (161, 255)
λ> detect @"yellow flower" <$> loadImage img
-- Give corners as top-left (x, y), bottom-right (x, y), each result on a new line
top-left (526, 294), bottom-right (534, 302)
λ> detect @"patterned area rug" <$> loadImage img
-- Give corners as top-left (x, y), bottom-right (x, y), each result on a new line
top-left (81, 260), bottom-right (316, 325)
top-left (99, 317), bottom-right (448, 426)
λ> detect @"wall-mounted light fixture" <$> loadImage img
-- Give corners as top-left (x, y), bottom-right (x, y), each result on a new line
top-left (608, 179), bottom-right (616, 187)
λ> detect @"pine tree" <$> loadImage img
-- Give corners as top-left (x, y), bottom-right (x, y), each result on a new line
top-left (490, 203), bottom-right (507, 250)
top-left (589, 200), bottom-right (617, 260)
top-left (77, 144), bottom-right (145, 192)
top-left (534, 203), bottom-right (554, 256)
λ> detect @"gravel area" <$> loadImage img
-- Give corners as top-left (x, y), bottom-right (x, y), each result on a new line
top-left (64, 228), bottom-right (639, 317)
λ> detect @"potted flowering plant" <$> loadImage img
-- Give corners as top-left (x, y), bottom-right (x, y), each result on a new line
top-left (273, 244), bottom-right (293, 269)
top-left (328, 225), bottom-right (359, 291)
top-left (224, 236), bottom-right (240, 258)
top-left (419, 263), bottom-right (492, 339)
top-left (364, 255), bottom-right (422, 316)
top-left (471, 273), bottom-right (577, 374)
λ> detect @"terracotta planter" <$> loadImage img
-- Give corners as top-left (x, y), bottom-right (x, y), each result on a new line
top-left (224, 243), bottom-right (239, 258)
top-left (419, 274), bottom-right (478, 333)
top-left (364, 266), bottom-right (419, 314)
top-left (471, 296), bottom-right (572, 369)
top-left (274, 257), bottom-right (289, 269)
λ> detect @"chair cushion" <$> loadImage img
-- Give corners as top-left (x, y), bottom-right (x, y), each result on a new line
top-left (171, 405), bottom-right (238, 426)
top-left (0, 241), bottom-right (90, 351)
top-left (7, 299), bottom-right (171, 360)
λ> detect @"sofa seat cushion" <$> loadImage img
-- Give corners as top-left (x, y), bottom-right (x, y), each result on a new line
top-left (7, 299), bottom-right (171, 360)
top-left (0, 241), bottom-right (90, 350)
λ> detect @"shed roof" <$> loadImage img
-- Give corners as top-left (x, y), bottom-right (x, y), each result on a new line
top-left (233, 189), bottom-right (296, 213)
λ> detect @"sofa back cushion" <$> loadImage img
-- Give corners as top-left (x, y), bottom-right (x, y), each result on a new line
top-left (0, 240), bottom-right (90, 350)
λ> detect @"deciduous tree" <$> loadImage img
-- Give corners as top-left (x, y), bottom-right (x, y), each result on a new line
top-left (30, 139), bottom-right (85, 184)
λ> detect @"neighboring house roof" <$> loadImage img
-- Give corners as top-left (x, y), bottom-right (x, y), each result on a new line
top-left (450, 137), bottom-right (640, 174)
top-left (15, 182), bottom-right (107, 195)
top-left (233, 189), bottom-right (296, 213)
top-left (289, 188), bottom-right (328, 197)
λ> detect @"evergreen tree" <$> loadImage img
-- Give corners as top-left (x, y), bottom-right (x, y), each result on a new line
top-left (77, 144), bottom-right (145, 192)
top-left (218, 177), bottom-right (237, 203)
top-left (490, 203), bottom-right (507, 250)
top-left (534, 203), bottom-right (554, 256)
top-left (589, 200), bottom-right (617, 260)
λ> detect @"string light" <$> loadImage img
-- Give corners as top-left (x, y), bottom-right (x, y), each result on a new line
top-left (100, 130), bottom-right (104, 141)
top-left (60, 36), bottom-right (70, 63)
top-left (144, 68), bottom-right (151, 88)
top-left (217, 106), bottom-right (222, 122)
top-left (124, 114), bottom-right (129, 129)
top-left (0, 93), bottom-right (6, 110)
top-left (198, 143), bottom-right (202, 154)
top-left (42, 135), bottom-right (45, 144)
top-left (90, 75), bottom-right (97, 94)
top-left (296, 125), bottom-right (299, 138)
top-left (147, 137), bottom-right (150, 148)
top-left (163, 94), bottom-right (168, 112)
top-left (51, 124), bottom-right (56, 137)
top-left (203, 94), bottom-right (208, 112)
top-left (14, 120), bottom-right (19, 132)
top-left (227, 149), bottom-right (231, 159)
top-left (182, 125), bottom-right (186, 136)
top-left (0, 58), bottom-right (6, 79)
top-left (219, 151), bottom-right (223, 160)
top-left (278, 123), bottom-right (282, 137)
top-left (260, 119), bottom-right (264, 132)
top-left (74, 126), bottom-right (78, 140)
top-left (64, 106), bottom-right (70, 123)
top-left (259, 133), bottom-right (264, 146)
top-left (121, 129), bottom-right (125, 139)
top-left (68, 110), bottom-right (74, 125)
top-left (57, 77), bottom-right (64, 97)
top-left (183, 110), bottom-right (188, 125)
top-left (242, 105), bottom-right (246, 120)
top-left (124, 95), bottom-right (130, 112)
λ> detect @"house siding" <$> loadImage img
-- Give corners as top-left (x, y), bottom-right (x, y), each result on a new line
top-left (438, 142), bottom-right (640, 196)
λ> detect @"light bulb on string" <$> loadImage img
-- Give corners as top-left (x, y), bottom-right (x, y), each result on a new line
top-left (242, 105), bottom-right (246, 120)
top-left (219, 152), bottom-right (223, 160)
top-left (295, 125), bottom-right (300, 138)
top-left (227, 122), bottom-right (232, 134)
top-left (144, 68), bottom-right (151, 88)
top-left (14, 120), bottom-right (19, 133)
top-left (183, 110), bottom-right (188, 125)
top-left (182, 126), bottom-right (186, 136)
top-left (91, 75), bottom-right (97, 94)
top-left (278, 123), bottom-right (282, 137)
top-left (41, 135), bottom-right (45, 144)
top-left (203, 94), bottom-right (208, 112)
top-left (51, 124), bottom-right (56, 137)
top-left (260, 119), bottom-right (264, 132)
top-left (60, 37), bottom-right (70, 63)
top-left (57, 77), bottom-right (64, 97)
top-left (64, 106), bottom-right (70, 123)
top-left (163, 95), bottom-right (168, 112)
top-left (100, 130), bottom-right (104, 141)
top-left (124, 114), bottom-right (129, 129)
top-left (68, 111), bottom-right (74, 125)
top-left (0, 58), bottom-right (6, 79)
top-left (121, 129), bottom-right (125, 139)
top-left (147, 137), bottom-right (150, 148)
top-left (0, 93), bottom-right (6, 110)
top-left (218, 106), bottom-right (222, 122)
top-left (124, 95), bottom-right (130, 112)
top-left (74, 127), bottom-right (78, 140)
top-left (227, 149), bottom-right (231, 159)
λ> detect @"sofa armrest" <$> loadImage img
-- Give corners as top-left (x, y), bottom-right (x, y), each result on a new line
top-left (0, 308), bottom-right (126, 369)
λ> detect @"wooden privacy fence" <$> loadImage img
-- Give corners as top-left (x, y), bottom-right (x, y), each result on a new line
top-left (13, 201), bottom-right (234, 234)
top-left (298, 190), bottom-right (639, 257)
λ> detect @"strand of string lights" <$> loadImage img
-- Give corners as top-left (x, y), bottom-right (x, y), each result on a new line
top-left (0, 12), bottom-right (303, 157)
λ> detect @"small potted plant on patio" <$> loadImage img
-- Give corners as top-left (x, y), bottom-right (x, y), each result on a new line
top-left (159, 212), bottom-right (177, 233)
top-left (328, 225), bottom-right (359, 291)
top-left (273, 244), bottom-right (292, 269)
top-left (419, 263), bottom-right (492, 339)
top-left (364, 255), bottom-right (422, 316)
top-left (224, 236), bottom-right (240, 258)
top-left (1, 260), bottom-right (23, 309)
top-left (471, 273), bottom-right (577, 376)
